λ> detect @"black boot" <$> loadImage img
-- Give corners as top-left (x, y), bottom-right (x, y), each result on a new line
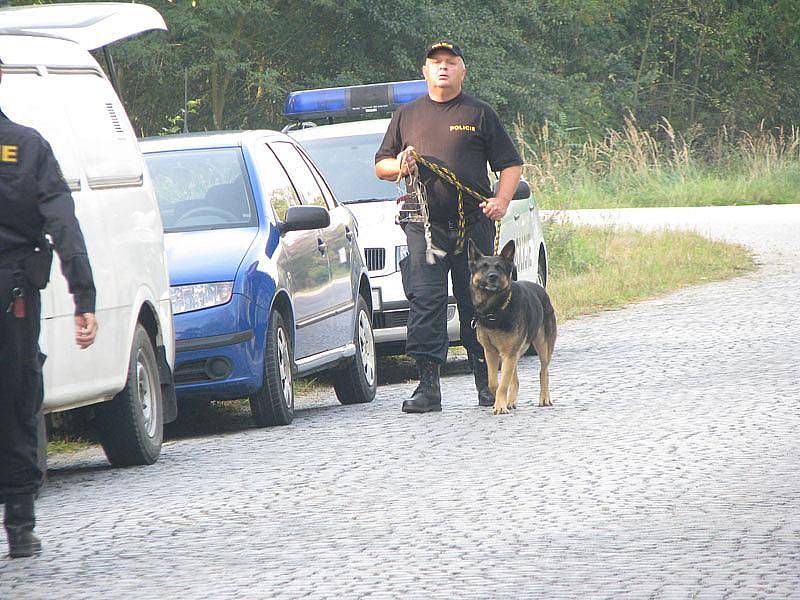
top-left (402, 358), bottom-right (442, 413)
top-left (4, 494), bottom-right (42, 558)
top-left (469, 351), bottom-right (495, 407)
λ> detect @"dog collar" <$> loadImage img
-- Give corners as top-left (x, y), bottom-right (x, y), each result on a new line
top-left (471, 289), bottom-right (512, 328)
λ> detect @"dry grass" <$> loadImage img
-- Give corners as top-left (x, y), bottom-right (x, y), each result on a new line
top-left (543, 217), bottom-right (756, 321)
top-left (516, 116), bottom-right (800, 209)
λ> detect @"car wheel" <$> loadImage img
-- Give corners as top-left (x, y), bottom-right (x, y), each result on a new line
top-left (334, 296), bottom-right (377, 405)
top-left (537, 255), bottom-right (547, 287)
top-left (96, 324), bottom-right (163, 466)
top-left (250, 310), bottom-right (294, 426)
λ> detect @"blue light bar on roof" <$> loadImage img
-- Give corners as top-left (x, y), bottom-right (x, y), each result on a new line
top-left (284, 80), bottom-right (428, 121)
top-left (285, 87), bottom-right (346, 116)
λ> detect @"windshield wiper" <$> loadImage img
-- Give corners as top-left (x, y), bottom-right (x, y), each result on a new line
top-left (344, 197), bottom-right (395, 205)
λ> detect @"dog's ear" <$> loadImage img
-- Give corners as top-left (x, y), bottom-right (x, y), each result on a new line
top-left (467, 238), bottom-right (483, 263)
top-left (500, 239), bottom-right (516, 263)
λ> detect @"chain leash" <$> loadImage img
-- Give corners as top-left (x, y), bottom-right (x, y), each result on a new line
top-left (405, 149), bottom-right (501, 255)
top-left (396, 149), bottom-right (446, 264)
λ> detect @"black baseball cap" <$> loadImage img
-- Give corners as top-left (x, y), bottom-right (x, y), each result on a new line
top-left (425, 40), bottom-right (464, 60)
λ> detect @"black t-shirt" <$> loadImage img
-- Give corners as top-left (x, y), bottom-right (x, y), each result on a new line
top-left (375, 92), bottom-right (522, 223)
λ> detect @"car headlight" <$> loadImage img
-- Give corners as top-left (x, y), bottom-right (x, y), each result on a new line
top-left (395, 245), bottom-right (409, 270)
top-left (170, 282), bottom-right (234, 315)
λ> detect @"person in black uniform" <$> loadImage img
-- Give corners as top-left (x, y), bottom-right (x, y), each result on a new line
top-left (0, 64), bottom-right (97, 558)
top-left (375, 41), bottom-right (523, 413)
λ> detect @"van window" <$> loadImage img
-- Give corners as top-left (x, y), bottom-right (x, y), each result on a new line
top-left (145, 147), bottom-right (257, 232)
top-left (57, 71), bottom-right (143, 189)
top-left (270, 142), bottom-right (330, 209)
top-left (250, 143), bottom-right (300, 221)
top-left (0, 69), bottom-right (82, 190)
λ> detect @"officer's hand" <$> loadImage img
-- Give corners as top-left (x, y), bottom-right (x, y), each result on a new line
top-left (480, 196), bottom-right (510, 221)
top-left (75, 313), bottom-right (98, 349)
top-left (397, 146), bottom-right (417, 177)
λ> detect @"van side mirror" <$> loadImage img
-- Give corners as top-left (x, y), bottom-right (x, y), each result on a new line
top-left (278, 205), bottom-right (330, 234)
top-left (492, 178), bottom-right (531, 201)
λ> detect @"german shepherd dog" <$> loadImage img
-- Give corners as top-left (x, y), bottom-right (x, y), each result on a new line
top-left (468, 239), bottom-right (557, 414)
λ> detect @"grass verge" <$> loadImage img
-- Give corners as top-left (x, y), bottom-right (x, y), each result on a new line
top-left (535, 164), bottom-right (800, 209)
top-left (543, 217), bottom-right (756, 321)
top-left (516, 117), bottom-right (800, 209)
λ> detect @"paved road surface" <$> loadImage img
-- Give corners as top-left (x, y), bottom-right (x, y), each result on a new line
top-left (1, 205), bottom-right (798, 599)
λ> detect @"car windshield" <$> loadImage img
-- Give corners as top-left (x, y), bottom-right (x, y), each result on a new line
top-left (298, 133), bottom-right (398, 203)
top-left (145, 147), bottom-right (258, 232)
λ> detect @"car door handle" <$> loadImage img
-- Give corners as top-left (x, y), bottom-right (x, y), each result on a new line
top-left (529, 205), bottom-right (535, 211)
top-left (513, 214), bottom-right (521, 221)
top-left (345, 226), bottom-right (354, 241)
top-left (317, 238), bottom-right (327, 255)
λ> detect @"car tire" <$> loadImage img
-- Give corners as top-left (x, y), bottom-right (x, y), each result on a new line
top-left (250, 310), bottom-right (294, 426)
top-left (96, 324), bottom-right (163, 467)
top-left (537, 258), bottom-right (547, 288)
top-left (334, 296), bottom-right (377, 405)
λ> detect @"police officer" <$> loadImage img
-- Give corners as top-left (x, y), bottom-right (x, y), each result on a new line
top-left (375, 41), bottom-right (523, 413)
top-left (0, 63), bottom-right (97, 558)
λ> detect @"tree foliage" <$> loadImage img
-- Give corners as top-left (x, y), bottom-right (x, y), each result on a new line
top-left (11, 0), bottom-right (800, 136)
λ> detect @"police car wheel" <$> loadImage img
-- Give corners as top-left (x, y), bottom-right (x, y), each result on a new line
top-left (96, 324), bottom-right (163, 467)
top-left (333, 296), bottom-right (377, 405)
top-left (250, 310), bottom-right (294, 427)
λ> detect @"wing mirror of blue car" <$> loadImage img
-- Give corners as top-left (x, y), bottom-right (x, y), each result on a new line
top-left (491, 178), bottom-right (531, 201)
top-left (278, 205), bottom-right (331, 234)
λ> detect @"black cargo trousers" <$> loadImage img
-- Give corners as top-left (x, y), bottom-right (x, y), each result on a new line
top-left (0, 266), bottom-right (45, 503)
top-left (400, 214), bottom-right (495, 364)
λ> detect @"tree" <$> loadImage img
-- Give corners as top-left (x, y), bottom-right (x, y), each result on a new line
top-left (10, 0), bottom-right (800, 135)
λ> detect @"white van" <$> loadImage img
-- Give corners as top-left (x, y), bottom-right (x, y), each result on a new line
top-left (0, 3), bottom-right (176, 467)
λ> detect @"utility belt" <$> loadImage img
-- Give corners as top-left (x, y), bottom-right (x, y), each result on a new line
top-left (0, 239), bottom-right (53, 290)
top-left (431, 210), bottom-right (488, 231)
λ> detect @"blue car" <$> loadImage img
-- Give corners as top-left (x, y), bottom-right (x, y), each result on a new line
top-left (140, 131), bottom-right (376, 426)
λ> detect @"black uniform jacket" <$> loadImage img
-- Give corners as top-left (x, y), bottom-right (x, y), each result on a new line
top-left (0, 108), bottom-right (95, 314)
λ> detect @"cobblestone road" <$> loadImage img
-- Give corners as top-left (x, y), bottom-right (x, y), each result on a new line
top-left (1, 205), bottom-right (798, 599)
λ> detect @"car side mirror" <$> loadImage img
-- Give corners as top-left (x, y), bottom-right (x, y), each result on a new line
top-left (278, 205), bottom-right (330, 234)
top-left (492, 178), bottom-right (531, 201)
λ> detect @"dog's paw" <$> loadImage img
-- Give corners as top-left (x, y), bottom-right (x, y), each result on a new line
top-left (493, 404), bottom-right (510, 415)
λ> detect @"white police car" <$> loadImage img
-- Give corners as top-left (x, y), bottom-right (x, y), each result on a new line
top-left (288, 81), bottom-right (548, 354)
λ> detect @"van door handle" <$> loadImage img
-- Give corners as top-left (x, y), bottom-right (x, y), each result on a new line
top-left (528, 205), bottom-right (535, 211)
top-left (345, 226), bottom-right (354, 242)
top-left (513, 214), bottom-right (521, 221)
top-left (317, 238), bottom-right (327, 255)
